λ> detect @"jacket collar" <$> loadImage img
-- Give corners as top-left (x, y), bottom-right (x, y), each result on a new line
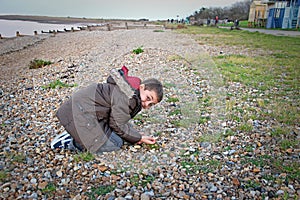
top-left (130, 90), bottom-right (142, 118)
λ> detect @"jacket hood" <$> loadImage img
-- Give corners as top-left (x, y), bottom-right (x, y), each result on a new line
top-left (108, 68), bottom-right (136, 98)
top-left (119, 66), bottom-right (141, 90)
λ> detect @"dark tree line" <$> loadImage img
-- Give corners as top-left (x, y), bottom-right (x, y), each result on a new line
top-left (190, 0), bottom-right (252, 21)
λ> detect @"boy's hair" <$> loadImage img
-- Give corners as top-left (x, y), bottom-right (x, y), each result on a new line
top-left (142, 78), bottom-right (163, 102)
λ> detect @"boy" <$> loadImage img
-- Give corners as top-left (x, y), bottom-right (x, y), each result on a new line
top-left (51, 66), bottom-right (163, 154)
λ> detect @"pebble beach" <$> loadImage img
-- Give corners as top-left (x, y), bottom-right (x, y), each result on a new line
top-left (0, 23), bottom-right (299, 200)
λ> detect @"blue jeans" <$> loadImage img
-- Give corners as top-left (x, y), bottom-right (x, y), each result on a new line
top-left (95, 132), bottom-right (124, 154)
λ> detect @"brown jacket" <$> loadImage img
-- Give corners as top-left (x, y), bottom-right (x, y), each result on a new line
top-left (56, 70), bottom-right (142, 153)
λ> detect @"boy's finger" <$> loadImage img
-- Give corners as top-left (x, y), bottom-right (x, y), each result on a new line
top-left (149, 138), bottom-right (156, 144)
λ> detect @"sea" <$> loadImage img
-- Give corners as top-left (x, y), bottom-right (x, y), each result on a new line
top-left (0, 19), bottom-right (88, 38)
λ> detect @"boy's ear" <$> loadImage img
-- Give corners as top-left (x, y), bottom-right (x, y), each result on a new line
top-left (139, 84), bottom-right (145, 90)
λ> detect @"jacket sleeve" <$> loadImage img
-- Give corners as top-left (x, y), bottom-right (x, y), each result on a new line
top-left (108, 86), bottom-right (142, 143)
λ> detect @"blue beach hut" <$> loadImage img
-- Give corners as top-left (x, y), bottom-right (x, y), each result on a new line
top-left (282, 0), bottom-right (300, 28)
top-left (266, 0), bottom-right (300, 28)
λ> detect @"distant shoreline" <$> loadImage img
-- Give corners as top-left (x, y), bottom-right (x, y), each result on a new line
top-left (0, 15), bottom-right (152, 24)
top-left (0, 15), bottom-right (164, 38)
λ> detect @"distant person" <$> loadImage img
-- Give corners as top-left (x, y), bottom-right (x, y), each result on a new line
top-left (215, 16), bottom-right (219, 25)
top-left (234, 19), bottom-right (239, 28)
top-left (185, 17), bottom-right (190, 24)
top-left (207, 18), bottom-right (211, 26)
top-left (51, 66), bottom-right (163, 154)
top-left (231, 19), bottom-right (240, 30)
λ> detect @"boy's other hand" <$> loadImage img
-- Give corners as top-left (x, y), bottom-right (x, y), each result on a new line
top-left (137, 136), bottom-right (156, 144)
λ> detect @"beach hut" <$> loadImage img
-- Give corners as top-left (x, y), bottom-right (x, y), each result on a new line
top-left (248, 0), bottom-right (269, 27)
top-left (248, 0), bottom-right (300, 29)
top-left (266, 0), bottom-right (300, 28)
top-left (266, 1), bottom-right (285, 28)
top-left (282, 0), bottom-right (300, 28)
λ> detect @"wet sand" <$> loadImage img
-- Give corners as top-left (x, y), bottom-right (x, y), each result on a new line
top-left (0, 15), bottom-right (145, 24)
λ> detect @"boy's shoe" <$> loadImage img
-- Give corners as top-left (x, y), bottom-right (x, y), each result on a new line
top-left (51, 131), bottom-right (76, 150)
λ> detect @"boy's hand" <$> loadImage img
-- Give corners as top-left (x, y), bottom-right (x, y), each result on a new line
top-left (137, 136), bottom-right (156, 144)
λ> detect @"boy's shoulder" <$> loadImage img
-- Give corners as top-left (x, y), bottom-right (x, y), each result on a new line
top-left (108, 69), bottom-right (135, 98)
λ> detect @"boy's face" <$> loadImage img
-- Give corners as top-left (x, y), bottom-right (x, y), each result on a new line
top-left (139, 84), bottom-right (159, 109)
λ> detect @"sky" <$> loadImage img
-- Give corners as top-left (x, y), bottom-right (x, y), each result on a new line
top-left (0, 0), bottom-right (243, 21)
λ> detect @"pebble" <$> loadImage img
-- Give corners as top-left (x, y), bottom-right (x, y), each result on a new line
top-left (276, 190), bottom-right (285, 195)
top-left (0, 24), bottom-right (299, 199)
top-left (56, 170), bottom-right (63, 177)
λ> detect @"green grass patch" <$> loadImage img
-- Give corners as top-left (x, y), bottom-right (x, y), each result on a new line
top-left (29, 59), bottom-right (53, 69)
top-left (164, 23), bottom-right (187, 30)
top-left (223, 129), bottom-right (235, 137)
top-left (0, 170), bottom-right (8, 182)
top-left (174, 24), bottom-right (300, 186)
top-left (129, 174), bottom-right (155, 187)
top-left (163, 82), bottom-right (177, 88)
top-left (141, 175), bottom-right (155, 187)
top-left (219, 20), bottom-right (249, 28)
top-left (145, 143), bottom-right (160, 150)
top-left (86, 185), bottom-right (115, 200)
top-left (42, 80), bottom-right (78, 89)
top-left (271, 126), bottom-right (288, 137)
top-left (153, 131), bottom-right (162, 137)
top-left (262, 174), bottom-right (277, 181)
top-left (168, 109), bottom-right (181, 116)
top-left (167, 54), bottom-right (183, 61)
top-left (279, 139), bottom-right (299, 151)
top-left (12, 153), bottom-right (26, 163)
top-left (133, 114), bottom-right (143, 121)
top-left (199, 116), bottom-right (209, 124)
top-left (170, 119), bottom-right (182, 127)
top-left (166, 97), bottom-right (179, 103)
top-left (197, 132), bottom-right (222, 143)
top-left (4, 152), bottom-right (26, 164)
top-left (180, 160), bottom-right (201, 174)
top-left (244, 180), bottom-right (261, 189)
top-left (198, 96), bottom-right (211, 106)
top-left (176, 26), bottom-right (299, 128)
top-left (132, 46), bottom-right (144, 54)
top-left (238, 123), bottom-right (253, 132)
top-left (273, 160), bottom-right (300, 180)
top-left (73, 151), bottom-right (94, 162)
top-left (146, 117), bottom-right (161, 124)
top-left (241, 155), bottom-right (272, 167)
top-left (244, 145), bottom-right (254, 152)
top-left (226, 99), bottom-right (236, 111)
top-left (130, 173), bottom-right (140, 187)
top-left (241, 155), bottom-right (300, 181)
top-left (133, 114), bottom-right (144, 125)
top-left (40, 183), bottom-right (56, 196)
top-left (269, 101), bottom-right (299, 125)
